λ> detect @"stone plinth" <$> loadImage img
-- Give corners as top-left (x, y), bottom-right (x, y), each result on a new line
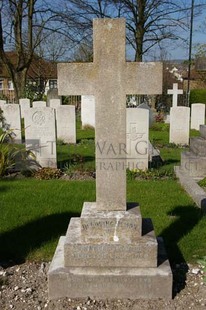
top-left (49, 235), bottom-right (172, 300)
top-left (80, 202), bottom-right (142, 242)
top-left (64, 218), bottom-right (157, 268)
top-left (178, 125), bottom-right (206, 178)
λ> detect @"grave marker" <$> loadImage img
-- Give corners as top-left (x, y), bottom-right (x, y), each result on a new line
top-left (58, 19), bottom-right (162, 211)
top-left (49, 99), bottom-right (62, 109)
top-left (0, 100), bottom-right (6, 107)
top-left (19, 98), bottom-right (30, 118)
top-left (81, 95), bottom-right (95, 128)
top-left (49, 18), bottom-right (172, 300)
top-left (32, 101), bottom-right (47, 108)
top-left (24, 107), bottom-right (57, 167)
top-left (1, 104), bottom-right (22, 143)
top-left (167, 83), bottom-right (183, 107)
top-left (191, 103), bottom-right (205, 130)
top-left (127, 108), bottom-right (149, 170)
top-left (170, 107), bottom-right (190, 145)
top-left (56, 105), bottom-right (76, 143)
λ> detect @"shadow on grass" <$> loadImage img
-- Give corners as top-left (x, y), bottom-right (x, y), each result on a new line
top-left (0, 212), bottom-right (80, 264)
top-left (159, 205), bottom-right (202, 297)
top-left (163, 159), bottom-right (180, 166)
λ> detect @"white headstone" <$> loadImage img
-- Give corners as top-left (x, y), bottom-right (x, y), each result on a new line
top-left (137, 102), bottom-right (154, 127)
top-left (127, 108), bottom-right (149, 170)
top-left (56, 105), bottom-right (76, 143)
top-left (0, 100), bottom-right (6, 107)
top-left (32, 101), bottom-right (47, 108)
top-left (170, 107), bottom-right (190, 145)
top-left (19, 98), bottom-right (30, 118)
top-left (191, 103), bottom-right (205, 130)
top-left (24, 107), bottom-right (57, 167)
top-left (1, 104), bottom-right (22, 143)
top-left (49, 99), bottom-right (62, 109)
top-left (167, 83), bottom-right (183, 107)
top-left (81, 95), bottom-right (95, 128)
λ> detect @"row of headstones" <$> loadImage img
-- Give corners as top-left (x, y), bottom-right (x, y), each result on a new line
top-left (0, 98), bottom-right (150, 170)
top-left (0, 100), bottom-right (76, 168)
top-left (1, 97), bottom-right (205, 169)
top-left (169, 103), bottom-right (205, 145)
top-left (82, 95), bottom-right (206, 145)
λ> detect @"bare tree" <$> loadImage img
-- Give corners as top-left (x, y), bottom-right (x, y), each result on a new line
top-left (0, 0), bottom-right (63, 103)
top-left (60, 0), bottom-right (206, 61)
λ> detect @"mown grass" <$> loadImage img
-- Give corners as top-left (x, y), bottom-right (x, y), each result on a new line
top-left (0, 119), bottom-right (205, 266)
top-left (1, 178), bottom-right (205, 266)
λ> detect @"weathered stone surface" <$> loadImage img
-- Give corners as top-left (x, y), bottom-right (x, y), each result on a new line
top-left (200, 125), bottom-right (206, 139)
top-left (58, 19), bottom-right (162, 211)
top-left (127, 108), bottom-right (149, 170)
top-left (47, 88), bottom-right (62, 106)
top-left (48, 18), bottom-right (172, 301)
top-left (19, 98), bottom-right (30, 118)
top-left (175, 166), bottom-right (206, 213)
top-left (1, 104), bottom-right (22, 143)
top-left (180, 151), bottom-right (206, 178)
top-left (55, 105), bottom-right (76, 144)
top-left (169, 107), bottom-right (190, 145)
top-left (48, 236), bottom-right (172, 300)
top-left (0, 100), bottom-right (6, 106)
top-left (64, 218), bottom-right (157, 268)
top-left (32, 101), bottom-right (47, 108)
top-left (24, 107), bottom-right (57, 167)
top-left (80, 202), bottom-right (142, 242)
top-left (190, 137), bottom-right (206, 156)
top-left (49, 99), bottom-right (61, 109)
top-left (191, 103), bottom-right (205, 130)
top-left (81, 95), bottom-right (95, 128)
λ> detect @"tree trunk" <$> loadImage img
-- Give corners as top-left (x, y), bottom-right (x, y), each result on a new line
top-left (12, 69), bottom-right (27, 104)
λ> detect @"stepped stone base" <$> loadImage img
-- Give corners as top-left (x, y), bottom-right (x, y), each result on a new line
top-left (48, 236), bottom-right (172, 300)
top-left (180, 151), bottom-right (206, 178)
top-left (64, 218), bottom-right (157, 268)
top-left (190, 137), bottom-right (206, 156)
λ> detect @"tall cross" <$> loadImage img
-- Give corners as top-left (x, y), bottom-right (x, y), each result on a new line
top-left (58, 19), bottom-right (162, 211)
top-left (167, 83), bottom-right (183, 107)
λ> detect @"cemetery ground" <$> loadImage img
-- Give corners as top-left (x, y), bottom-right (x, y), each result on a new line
top-left (1, 118), bottom-right (206, 309)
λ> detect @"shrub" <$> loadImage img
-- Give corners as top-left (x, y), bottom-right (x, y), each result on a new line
top-left (190, 89), bottom-right (206, 105)
top-left (0, 130), bottom-right (35, 177)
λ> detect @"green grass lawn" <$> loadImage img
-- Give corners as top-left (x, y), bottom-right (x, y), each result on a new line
top-left (1, 178), bottom-right (205, 266)
top-left (0, 119), bottom-right (205, 267)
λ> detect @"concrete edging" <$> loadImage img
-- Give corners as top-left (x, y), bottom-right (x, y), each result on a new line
top-left (174, 166), bottom-right (206, 213)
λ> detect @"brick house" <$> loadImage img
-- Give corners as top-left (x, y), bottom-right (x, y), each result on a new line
top-left (0, 52), bottom-right (57, 102)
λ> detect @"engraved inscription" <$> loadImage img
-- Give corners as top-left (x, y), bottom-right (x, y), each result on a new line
top-left (32, 111), bottom-right (46, 125)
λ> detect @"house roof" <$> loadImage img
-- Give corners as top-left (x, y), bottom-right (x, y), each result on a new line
top-left (0, 51), bottom-right (57, 80)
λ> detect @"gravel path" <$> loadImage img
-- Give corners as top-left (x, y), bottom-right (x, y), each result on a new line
top-left (0, 261), bottom-right (206, 310)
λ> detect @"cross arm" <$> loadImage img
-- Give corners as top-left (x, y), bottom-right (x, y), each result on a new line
top-left (124, 62), bottom-right (163, 95)
top-left (58, 63), bottom-right (95, 95)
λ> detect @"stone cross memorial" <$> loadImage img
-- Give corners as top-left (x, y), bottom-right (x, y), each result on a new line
top-left (167, 83), bottom-right (183, 107)
top-left (48, 18), bottom-right (172, 300)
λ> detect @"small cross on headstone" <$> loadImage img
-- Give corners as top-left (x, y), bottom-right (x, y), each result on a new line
top-left (167, 83), bottom-right (183, 107)
top-left (58, 18), bottom-right (162, 211)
